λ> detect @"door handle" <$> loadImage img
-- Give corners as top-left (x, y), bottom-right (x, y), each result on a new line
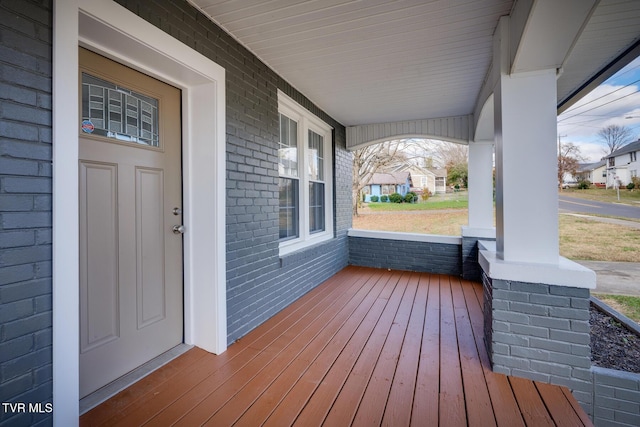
top-left (172, 225), bottom-right (185, 234)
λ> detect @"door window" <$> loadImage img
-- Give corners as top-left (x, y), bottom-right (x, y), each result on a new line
top-left (81, 73), bottom-right (160, 147)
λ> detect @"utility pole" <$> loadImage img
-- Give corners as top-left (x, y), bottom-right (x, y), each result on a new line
top-left (558, 134), bottom-right (567, 190)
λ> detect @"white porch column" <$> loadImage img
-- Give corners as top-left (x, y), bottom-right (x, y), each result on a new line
top-left (461, 140), bottom-right (495, 281)
top-left (466, 140), bottom-right (494, 232)
top-left (494, 68), bottom-right (558, 264)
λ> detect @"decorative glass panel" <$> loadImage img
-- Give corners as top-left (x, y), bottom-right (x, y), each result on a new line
top-left (308, 130), bottom-right (324, 181)
top-left (279, 178), bottom-right (299, 240)
top-left (81, 73), bottom-right (159, 147)
top-left (309, 182), bottom-right (325, 233)
top-left (279, 114), bottom-right (298, 177)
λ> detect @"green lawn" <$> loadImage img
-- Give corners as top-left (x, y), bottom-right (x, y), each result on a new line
top-left (561, 187), bottom-right (640, 205)
top-left (593, 294), bottom-right (640, 324)
top-left (365, 194), bottom-right (468, 211)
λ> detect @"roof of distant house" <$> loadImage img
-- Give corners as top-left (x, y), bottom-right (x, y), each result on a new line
top-left (393, 164), bottom-right (447, 178)
top-left (367, 172), bottom-right (411, 185)
top-left (607, 139), bottom-right (640, 159)
top-left (577, 160), bottom-right (606, 172)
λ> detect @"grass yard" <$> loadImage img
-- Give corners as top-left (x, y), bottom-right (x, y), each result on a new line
top-left (353, 208), bottom-right (640, 263)
top-left (352, 210), bottom-right (468, 235)
top-left (593, 294), bottom-right (640, 324)
top-left (561, 187), bottom-right (640, 206)
top-left (559, 215), bottom-right (640, 262)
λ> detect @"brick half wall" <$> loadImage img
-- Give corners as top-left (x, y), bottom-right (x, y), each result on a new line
top-left (348, 230), bottom-right (461, 276)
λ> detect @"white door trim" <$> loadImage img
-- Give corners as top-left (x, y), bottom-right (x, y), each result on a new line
top-left (53, 0), bottom-right (227, 423)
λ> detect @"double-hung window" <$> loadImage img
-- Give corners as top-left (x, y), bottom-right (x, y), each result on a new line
top-left (278, 91), bottom-right (333, 255)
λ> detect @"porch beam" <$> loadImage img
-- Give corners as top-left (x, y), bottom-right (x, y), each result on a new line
top-left (346, 115), bottom-right (471, 151)
top-left (473, 0), bottom-right (597, 136)
top-left (509, 0), bottom-right (598, 74)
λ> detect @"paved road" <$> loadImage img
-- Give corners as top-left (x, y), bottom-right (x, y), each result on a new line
top-left (576, 261), bottom-right (640, 296)
top-left (558, 194), bottom-right (640, 219)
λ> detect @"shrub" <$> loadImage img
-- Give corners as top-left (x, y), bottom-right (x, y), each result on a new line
top-left (577, 180), bottom-right (591, 190)
top-left (632, 176), bottom-right (640, 189)
top-left (370, 195), bottom-right (379, 202)
top-left (380, 195), bottom-right (388, 202)
top-left (404, 192), bottom-right (416, 203)
top-left (627, 182), bottom-right (635, 190)
top-left (389, 192), bottom-right (403, 203)
top-left (421, 188), bottom-right (431, 201)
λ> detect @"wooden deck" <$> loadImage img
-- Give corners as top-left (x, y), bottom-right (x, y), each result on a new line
top-left (80, 266), bottom-right (593, 426)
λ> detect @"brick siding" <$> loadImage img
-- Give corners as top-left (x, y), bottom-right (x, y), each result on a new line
top-left (593, 366), bottom-right (640, 427)
top-left (0, 1), bottom-right (54, 425)
top-left (114, 0), bottom-right (351, 343)
top-left (462, 235), bottom-right (495, 282)
top-left (349, 236), bottom-right (461, 276)
top-left (483, 273), bottom-right (594, 416)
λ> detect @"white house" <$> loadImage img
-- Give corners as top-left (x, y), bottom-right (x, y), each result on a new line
top-left (605, 139), bottom-right (640, 187)
top-left (575, 160), bottom-right (607, 187)
top-left (393, 165), bottom-right (447, 195)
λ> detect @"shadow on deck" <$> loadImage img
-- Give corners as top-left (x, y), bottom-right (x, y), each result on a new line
top-left (80, 266), bottom-right (592, 426)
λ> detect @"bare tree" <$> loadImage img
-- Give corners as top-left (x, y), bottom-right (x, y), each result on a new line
top-left (597, 124), bottom-right (634, 155)
top-left (558, 142), bottom-right (585, 190)
top-left (432, 142), bottom-right (468, 168)
top-left (352, 140), bottom-right (410, 215)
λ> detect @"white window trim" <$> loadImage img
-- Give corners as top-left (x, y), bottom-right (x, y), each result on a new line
top-left (278, 91), bottom-right (334, 256)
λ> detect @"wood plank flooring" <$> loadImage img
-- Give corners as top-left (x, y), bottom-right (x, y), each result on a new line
top-left (80, 266), bottom-right (593, 426)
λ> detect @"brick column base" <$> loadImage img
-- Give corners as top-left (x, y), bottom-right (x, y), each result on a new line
top-left (482, 273), bottom-right (593, 416)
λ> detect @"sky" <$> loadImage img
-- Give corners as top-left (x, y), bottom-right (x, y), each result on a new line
top-left (557, 56), bottom-right (640, 162)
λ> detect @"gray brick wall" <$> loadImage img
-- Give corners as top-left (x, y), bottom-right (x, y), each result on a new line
top-left (592, 367), bottom-right (640, 427)
top-left (462, 235), bottom-right (495, 282)
top-left (0, 1), bottom-right (54, 425)
top-left (483, 274), bottom-right (594, 416)
top-left (349, 236), bottom-right (461, 276)
top-left (116, 0), bottom-right (351, 343)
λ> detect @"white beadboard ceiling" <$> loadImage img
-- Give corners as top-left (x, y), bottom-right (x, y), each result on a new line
top-left (189, 0), bottom-right (640, 127)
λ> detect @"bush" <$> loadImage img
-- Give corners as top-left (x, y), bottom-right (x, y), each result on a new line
top-left (370, 195), bottom-right (379, 202)
top-left (421, 188), bottom-right (431, 201)
top-left (632, 176), bottom-right (640, 189)
top-left (389, 193), bottom-right (403, 203)
top-left (404, 192), bottom-right (416, 203)
top-left (380, 195), bottom-right (388, 202)
top-left (577, 180), bottom-right (591, 190)
top-left (627, 182), bottom-right (635, 190)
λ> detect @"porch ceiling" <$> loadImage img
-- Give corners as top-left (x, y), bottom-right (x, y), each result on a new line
top-left (189, 0), bottom-right (640, 127)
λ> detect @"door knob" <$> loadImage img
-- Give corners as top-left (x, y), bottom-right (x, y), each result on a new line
top-left (172, 225), bottom-right (185, 234)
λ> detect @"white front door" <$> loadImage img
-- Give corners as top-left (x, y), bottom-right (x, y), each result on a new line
top-left (78, 48), bottom-right (183, 397)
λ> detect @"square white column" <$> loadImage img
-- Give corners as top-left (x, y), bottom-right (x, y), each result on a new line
top-left (494, 69), bottom-right (558, 264)
top-left (467, 141), bottom-right (494, 233)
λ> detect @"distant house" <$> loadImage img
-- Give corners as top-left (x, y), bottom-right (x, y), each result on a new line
top-left (363, 172), bottom-right (412, 201)
top-left (575, 160), bottom-right (606, 187)
top-left (394, 165), bottom-right (447, 195)
top-left (605, 139), bottom-right (640, 187)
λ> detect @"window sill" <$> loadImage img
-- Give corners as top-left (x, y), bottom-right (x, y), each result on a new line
top-left (279, 231), bottom-right (334, 258)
